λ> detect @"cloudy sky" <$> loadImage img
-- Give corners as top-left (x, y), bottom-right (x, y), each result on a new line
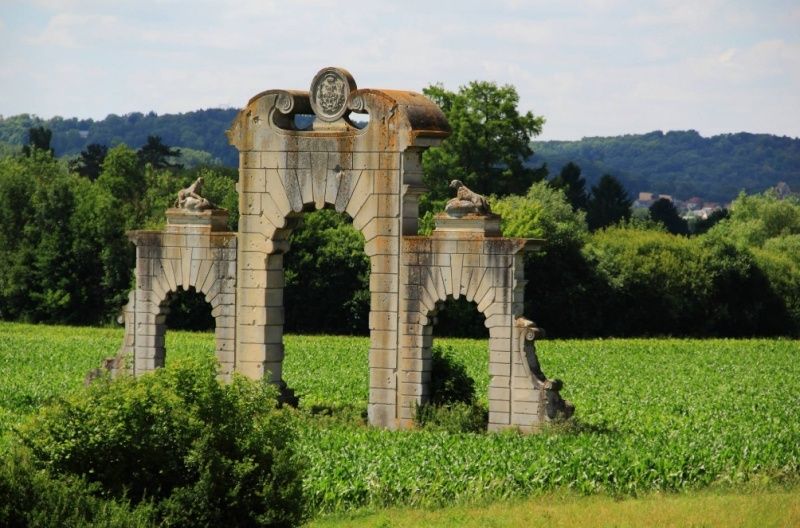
top-left (1, 0), bottom-right (798, 140)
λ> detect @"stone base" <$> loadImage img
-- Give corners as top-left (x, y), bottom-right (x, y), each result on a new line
top-left (166, 208), bottom-right (229, 232)
top-left (433, 213), bottom-right (502, 236)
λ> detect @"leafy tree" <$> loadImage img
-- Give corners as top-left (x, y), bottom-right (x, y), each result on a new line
top-left (283, 209), bottom-right (370, 334)
top-left (707, 190), bottom-right (800, 247)
top-left (22, 126), bottom-right (53, 157)
top-left (691, 208), bottom-right (729, 235)
top-left (649, 197), bottom-right (689, 235)
top-left (492, 182), bottom-right (603, 336)
top-left (422, 81), bottom-right (546, 202)
top-left (69, 143), bottom-right (108, 180)
top-left (550, 161), bottom-right (588, 211)
top-left (137, 135), bottom-right (182, 169)
top-left (586, 174), bottom-right (632, 231)
top-left (97, 144), bottom-right (146, 229)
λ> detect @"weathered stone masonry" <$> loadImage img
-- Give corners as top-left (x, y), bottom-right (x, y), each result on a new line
top-left (119, 209), bottom-right (237, 379)
top-left (118, 67), bottom-right (573, 433)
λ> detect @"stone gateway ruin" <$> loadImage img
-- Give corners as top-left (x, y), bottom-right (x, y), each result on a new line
top-left (117, 67), bottom-right (573, 432)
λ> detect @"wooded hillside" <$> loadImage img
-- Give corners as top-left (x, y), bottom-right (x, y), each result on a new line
top-left (2, 112), bottom-right (798, 203)
top-left (531, 130), bottom-right (800, 202)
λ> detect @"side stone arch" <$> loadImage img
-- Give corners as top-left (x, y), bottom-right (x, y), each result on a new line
top-left (400, 232), bottom-right (529, 429)
top-left (119, 212), bottom-right (237, 380)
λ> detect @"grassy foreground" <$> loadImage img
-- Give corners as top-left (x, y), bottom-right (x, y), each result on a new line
top-left (1, 321), bottom-right (799, 520)
top-left (309, 487), bottom-right (800, 528)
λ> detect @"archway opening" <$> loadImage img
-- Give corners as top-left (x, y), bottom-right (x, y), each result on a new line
top-left (279, 207), bottom-right (371, 419)
top-left (283, 208), bottom-right (370, 335)
top-left (159, 287), bottom-right (215, 367)
top-left (418, 296), bottom-right (488, 432)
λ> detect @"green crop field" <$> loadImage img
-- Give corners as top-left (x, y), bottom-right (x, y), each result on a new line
top-left (1, 321), bottom-right (799, 519)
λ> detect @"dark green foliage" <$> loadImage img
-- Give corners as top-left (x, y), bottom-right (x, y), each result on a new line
top-left (550, 161), bottom-right (588, 211)
top-left (0, 110), bottom-right (239, 166)
top-left (414, 345), bottom-right (487, 433)
top-left (17, 358), bottom-right (306, 527)
top-left (0, 451), bottom-right (154, 527)
top-left (530, 130), bottom-right (800, 203)
top-left (431, 297), bottom-right (488, 338)
top-left (283, 209), bottom-right (370, 334)
top-left (22, 126), bottom-right (53, 157)
top-left (422, 81), bottom-right (547, 202)
top-left (691, 208), bottom-right (729, 234)
top-left (164, 287), bottom-right (215, 331)
top-left (586, 174), bottom-right (632, 230)
top-left (69, 143), bottom-right (108, 180)
top-left (0, 153), bottom-right (132, 323)
top-left (649, 197), bottom-right (689, 235)
top-left (137, 135), bottom-right (182, 169)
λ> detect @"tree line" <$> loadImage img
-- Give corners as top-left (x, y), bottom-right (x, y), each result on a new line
top-left (1, 82), bottom-right (798, 337)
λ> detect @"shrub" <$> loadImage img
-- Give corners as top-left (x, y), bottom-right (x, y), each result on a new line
top-left (414, 346), bottom-right (487, 433)
top-left (0, 449), bottom-right (154, 527)
top-left (17, 357), bottom-right (306, 527)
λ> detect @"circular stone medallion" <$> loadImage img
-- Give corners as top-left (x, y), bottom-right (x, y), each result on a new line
top-left (309, 67), bottom-right (357, 122)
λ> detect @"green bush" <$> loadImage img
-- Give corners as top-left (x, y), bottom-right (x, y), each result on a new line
top-left (414, 346), bottom-right (487, 433)
top-left (0, 449), bottom-right (154, 527)
top-left (16, 357), bottom-right (306, 527)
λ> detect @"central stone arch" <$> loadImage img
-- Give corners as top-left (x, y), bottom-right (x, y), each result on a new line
top-left (227, 68), bottom-right (451, 426)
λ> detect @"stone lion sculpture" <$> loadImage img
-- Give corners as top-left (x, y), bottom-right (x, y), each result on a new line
top-left (445, 179), bottom-right (491, 217)
top-left (175, 177), bottom-right (215, 211)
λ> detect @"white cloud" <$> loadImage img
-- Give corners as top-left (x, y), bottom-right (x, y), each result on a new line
top-left (29, 13), bottom-right (121, 47)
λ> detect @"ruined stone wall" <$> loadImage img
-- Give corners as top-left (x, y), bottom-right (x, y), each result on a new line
top-left (119, 211), bottom-right (237, 379)
top-left (400, 222), bottom-right (551, 431)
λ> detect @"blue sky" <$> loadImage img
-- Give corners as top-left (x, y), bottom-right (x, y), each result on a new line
top-left (1, 0), bottom-right (798, 140)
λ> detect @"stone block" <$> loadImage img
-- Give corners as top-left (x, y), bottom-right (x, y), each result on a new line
top-left (352, 196), bottom-right (378, 232)
top-left (364, 235), bottom-right (399, 257)
top-left (489, 349), bottom-right (510, 365)
top-left (343, 170), bottom-right (372, 217)
top-left (512, 388), bottom-right (541, 403)
top-left (239, 287), bottom-right (266, 308)
top-left (265, 324), bottom-right (283, 344)
top-left (370, 329), bottom-right (397, 350)
top-left (488, 386), bottom-right (510, 401)
top-left (279, 169), bottom-right (303, 212)
top-left (512, 402), bottom-right (541, 415)
top-left (239, 251), bottom-right (267, 270)
top-left (370, 388), bottom-right (396, 405)
top-left (261, 151), bottom-right (287, 169)
top-left (243, 192), bottom-right (262, 215)
top-left (489, 361), bottom-right (510, 376)
top-left (370, 368), bottom-right (396, 389)
top-left (370, 348), bottom-right (397, 369)
top-left (379, 152), bottom-right (399, 170)
top-left (451, 253), bottom-right (464, 299)
top-left (399, 357), bottom-right (432, 373)
top-left (369, 273), bottom-right (399, 293)
top-left (511, 413), bottom-right (539, 428)
top-left (371, 292), bottom-right (398, 312)
top-left (353, 151), bottom-right (380, 171)
top-left (369, 311), bottom-right (398, 330)
top-left (401, 370), bottom-right (431, 383)
top-left (489, 399), bottom-right (510, 413)
top-left (237, 361), bottom-right (265, 380)
top-left (286, 151), bottom-right (311, 169)
top-left (367, 403), bottom-right (397, 429)
top-left (400, 382), bottom-right (429, 397)
top-left (266, 288), bottom-right (283, 307)
top-left (238, 324), bottom-right (266, 344)
top-left (265, 173), bottom-right (291, 217)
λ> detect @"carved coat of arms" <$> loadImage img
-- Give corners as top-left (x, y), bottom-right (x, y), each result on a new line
top-left (316, 74), bottom-right (346, 116)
